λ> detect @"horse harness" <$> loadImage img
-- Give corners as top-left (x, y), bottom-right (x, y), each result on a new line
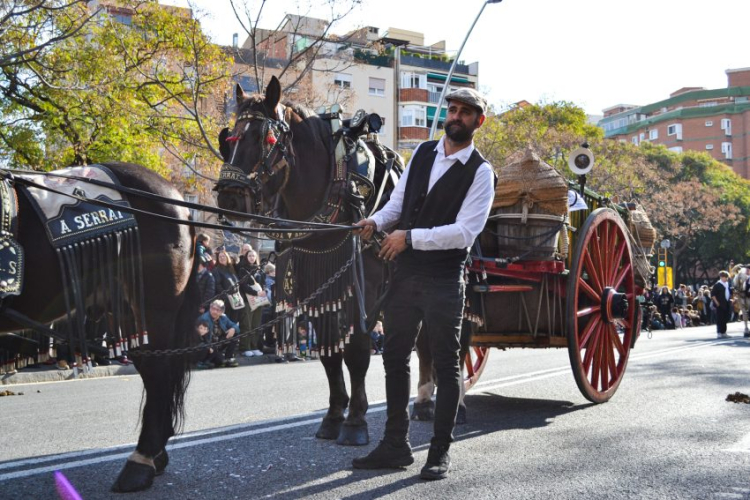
top-left (218, 106), bottom-right (385, 242)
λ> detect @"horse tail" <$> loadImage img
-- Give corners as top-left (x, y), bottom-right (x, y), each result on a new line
top-left (166, 235), bottom-right (201, 435)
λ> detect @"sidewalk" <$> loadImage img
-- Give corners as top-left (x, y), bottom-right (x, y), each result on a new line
top-left (0, 352), bottom-right (291, 386)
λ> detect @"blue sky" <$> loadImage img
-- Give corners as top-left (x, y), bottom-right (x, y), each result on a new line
top-left (165, 0), bottom-right (750, 116)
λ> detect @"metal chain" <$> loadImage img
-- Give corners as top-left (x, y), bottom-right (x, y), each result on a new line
top-left (129, 252), bottom-right (356, 357)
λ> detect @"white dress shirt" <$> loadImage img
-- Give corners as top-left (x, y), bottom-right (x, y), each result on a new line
top-left (371, 137), bottom-right (495, 251)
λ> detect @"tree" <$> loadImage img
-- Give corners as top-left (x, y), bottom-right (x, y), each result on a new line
top-left (473, 100), bottom-right (749, 283)
top-left (0, 0), bottom-right (231, 190)
top-left (226, 0), bottom-right (364, 105)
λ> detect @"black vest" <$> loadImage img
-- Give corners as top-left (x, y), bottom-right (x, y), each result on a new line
top-left (397, 140), bottom-right (487, 278)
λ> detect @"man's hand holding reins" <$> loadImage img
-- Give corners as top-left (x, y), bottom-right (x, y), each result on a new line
top-left (354, 219), bottom-right (377, 241)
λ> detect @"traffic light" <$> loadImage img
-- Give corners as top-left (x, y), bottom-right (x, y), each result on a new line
top-left (657, 248), bottom-right (667, 267)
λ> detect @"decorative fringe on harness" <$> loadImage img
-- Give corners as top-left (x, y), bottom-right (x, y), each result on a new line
top-left (274, 233), bottom-right (358, 358)
top-left (54, 228), bottom-right (147, 373)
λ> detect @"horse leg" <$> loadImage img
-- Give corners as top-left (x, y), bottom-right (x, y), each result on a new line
top-left (411, 326), bottom-right (435, 421)
top-left (315, 352), bottom-right (350, 440)
top-left (338, 329), bottom-right (371, 445)
top-left (112, 307), bottom-right (190, 493)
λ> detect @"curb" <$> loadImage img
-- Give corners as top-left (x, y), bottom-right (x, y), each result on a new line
top-left (0, 352), bottom-right (312, 386)
top-left (1, 363), bottom-right (138, 386)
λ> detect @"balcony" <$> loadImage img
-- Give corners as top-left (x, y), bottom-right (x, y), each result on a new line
top-left (401, 54), bottom-right (470, 74)
top-left (353, 48), bottom-right (394, 68)
top-left (398, 126), bottom-right (429, 141)
top-left (399, 88), bottom-right (428, 103)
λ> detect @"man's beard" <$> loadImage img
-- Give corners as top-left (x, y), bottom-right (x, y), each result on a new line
top-left (444, 119), bottom-right (476, 142)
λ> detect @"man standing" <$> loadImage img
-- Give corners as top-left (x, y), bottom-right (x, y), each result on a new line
top-left (711, 270), bottom-right (733, 339)
top-left (353, 88), bottom-right (495, 480)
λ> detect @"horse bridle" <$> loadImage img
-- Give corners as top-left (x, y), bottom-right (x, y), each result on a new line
top-left (217, 106), bottom-right (294, 212)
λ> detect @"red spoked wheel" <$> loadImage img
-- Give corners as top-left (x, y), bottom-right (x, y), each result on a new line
top-left (566, 208), bottom-right (636, 403)
top-left (464, 345), bottom-right (489, 392)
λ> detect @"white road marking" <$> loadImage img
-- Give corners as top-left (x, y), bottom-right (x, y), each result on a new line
top-left (0, 337), bottom-right (738, 481)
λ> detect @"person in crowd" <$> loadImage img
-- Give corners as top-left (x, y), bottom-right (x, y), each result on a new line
top-left (692, 289), bottom-right (708, 325)
top-left (196, 233), bottom-right (213, 269)
top-left (212, 248), bottom-right (245, 327)
top-left (670, 307), bottom-right (683, 329)
top-left (195, 318), bottom-right (224, 369)
top-left (675, 284), bottom-right (688, 308)
top-left (196, 300), bottom-right (239, 367)
top-left (261, 263), bottom-right (277, 353)
top-left (239, 242), bottom-right (252, 258)
top-left (196, 260), bottom-right (216, 315)
top-left (657, 286), bottom-right (675, 329)
top-left (712, 270), bottom-right (733, 338)
top-left (237, 249), bottom-right (266, 357)
top-left (370, 320), bottom-right (385, 354)
top-left (650, 310), bottom-right (664, 330)
top-left (353, 88), bottom-right (494, 480)
top-left (297, 323), bottom-right (310, 359)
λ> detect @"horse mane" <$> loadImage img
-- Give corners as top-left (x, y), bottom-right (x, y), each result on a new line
top-left (237, 95), bottom-right (331, 144)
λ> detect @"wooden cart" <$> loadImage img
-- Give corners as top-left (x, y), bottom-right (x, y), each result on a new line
top-left (461, 152), bottom-right (651, 403)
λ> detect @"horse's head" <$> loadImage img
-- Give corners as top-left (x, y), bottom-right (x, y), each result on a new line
top-left (215, 76), bottom-right (293, 216)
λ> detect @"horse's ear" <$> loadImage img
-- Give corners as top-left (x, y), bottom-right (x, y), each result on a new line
top-left (264, 76), bottom-right (281, 111)
top-left (235, 84), bottom-right (248, 107)
top-left (218, 127), bottom-right (230, 162)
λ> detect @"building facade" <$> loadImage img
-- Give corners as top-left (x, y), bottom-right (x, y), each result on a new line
top-left (599, 68), bottom-right (750, 179)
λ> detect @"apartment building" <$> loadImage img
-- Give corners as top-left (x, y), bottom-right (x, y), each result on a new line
top-left (238, 17), bottom-right (480, 151)
top-left (598, 68), bottom-right (750, 179)
top-left (382, 28), bottom-right (479, 151)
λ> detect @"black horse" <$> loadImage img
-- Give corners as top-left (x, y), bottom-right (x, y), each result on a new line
top-left (0, 162), bottom-right (197, 493)
top-left (215, 77), bottom-right (466, 445)
top-left (215, 77), bottom-right (396, 446)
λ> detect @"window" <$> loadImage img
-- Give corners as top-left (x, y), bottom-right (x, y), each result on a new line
top-left (705, 144), bottom-right (714, 150)
top-left (639, 132), bottom-right (645, 141)
top-left (399, 105), bottom-right (426, 127)
top-left (368, 77), bottom-right (385, 96)
top-left (184, 194), bottom-right (199, 221)
top-left (722, 142), bottom-right (733, 159)
top-left (649, 129), bottom-right (658, 140)
top-left (699, 101), bottom-right (717, 107)
top-left (631, 136), bottom-right (638, 145)
top-left (705, 121), bottom-right (713, 127)
top-left (668, 146), bottom-right (683, 153)
top-left (667, 123), bottom-right (682, 140)
top-left (334, 73), bottom-right (352, 89)
top-left (721, 118), bottom-right (732, 135)
top-left (400, 71), bottom-right (426, 89)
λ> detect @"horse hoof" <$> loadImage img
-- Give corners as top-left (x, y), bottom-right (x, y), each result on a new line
top-left (315, 417), bottom-right (344, 440)
top-left (154, 449), bottom-right (169, 476)
top-left (111, 460), bottom-right (156, 493)
top-left (455, 404), bottom-right (467, 425)
top-left (410, 400), bottom-right (435, 421)
top-left (336, 423), bottom-right (369, 446)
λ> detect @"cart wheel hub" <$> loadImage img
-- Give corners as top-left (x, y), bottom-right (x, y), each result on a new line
top-left (602, 287), bottom-right (628, 323)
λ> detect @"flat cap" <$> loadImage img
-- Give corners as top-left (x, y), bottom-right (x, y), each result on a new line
top-left (445, 87), bottom-right (487, 114)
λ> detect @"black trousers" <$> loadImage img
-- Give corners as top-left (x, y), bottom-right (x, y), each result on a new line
top-left (717, 306), bottom-right (730, 334)
top-left (382, 273), bottom-right (465, 447)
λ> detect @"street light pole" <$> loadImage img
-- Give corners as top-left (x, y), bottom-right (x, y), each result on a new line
top-left (428, 0), bottom-right (502, 141)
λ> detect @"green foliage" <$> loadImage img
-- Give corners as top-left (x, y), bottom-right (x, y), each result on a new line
top-left (0, 0), bottom-right (232, 181)
top-left (473, 100), bottom-right (750, 282)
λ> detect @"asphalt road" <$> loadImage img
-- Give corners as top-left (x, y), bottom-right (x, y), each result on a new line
top-left (1, 322), bottom-right (749, 500)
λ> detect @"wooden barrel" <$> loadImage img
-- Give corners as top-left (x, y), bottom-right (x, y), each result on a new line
top-left (490, 203), bottom-right (566, 261)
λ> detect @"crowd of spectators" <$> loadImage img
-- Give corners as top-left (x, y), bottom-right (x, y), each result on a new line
top-left (641, 280), bottom-right (743, 332)
top-left (191, 234), bottom-right (392, 368)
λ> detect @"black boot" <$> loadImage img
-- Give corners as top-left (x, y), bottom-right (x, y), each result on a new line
top-left (420, 443), bottom-right (451, 480)
top-left (352, 440), bottom-right (414, 469)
